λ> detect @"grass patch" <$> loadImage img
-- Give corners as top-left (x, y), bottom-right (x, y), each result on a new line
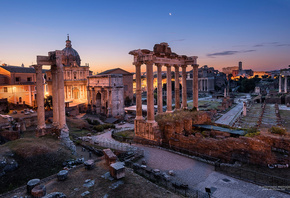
top-left (0, 136), bottom-right (72, 194)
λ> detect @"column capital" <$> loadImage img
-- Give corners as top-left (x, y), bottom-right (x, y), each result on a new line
top-left (174, 64), bottom-right (180, 69)
top-left (33, 65), bottom-right (43, 73)
top-left (165, 64), bottom-right (172, 68)
top-left (191, 64), bottom-right (199, 68)
top-left (144, 60), bottom-right (154, 65)
top-left (155, 63), bottom-right (162, 67)
top-left (181, 64), bottom-right (187, 68)
top-left (134, 62), bottom-right (142, 67)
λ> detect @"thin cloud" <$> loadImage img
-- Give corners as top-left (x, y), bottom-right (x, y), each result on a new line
top-left (171, 39), bottom-right (185, 42)
top-left (253, 42), bottom-right (290, 48)
top-left (207, 50), bottom-right (256, 58)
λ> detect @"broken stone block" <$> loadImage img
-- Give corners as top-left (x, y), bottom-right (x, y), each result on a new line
top-left (103, 149), bottom-right (117, 166)
top-left (168, 170), bottom-right (175, 176)
top-left (27, 178), bottom-right (40, 195)
top-left (84, 159), bottom-right (95, 170)
top-left (43, 192), bottom-right (66, 198)
top-left (81, 191), bottom-right (90, 197)
top-left (57, 170), bottom-right (68, 181)
top-left (110, 162), bottom-right (125, 179)
top-left (31, 184), bottom-right (46, 197)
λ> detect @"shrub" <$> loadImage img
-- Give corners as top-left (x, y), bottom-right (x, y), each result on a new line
top-left (269, 126), bottom-right (286, 135)
top-left (85, 118), bottom-right (100, 125)
top-left (245, 127), bottom-right (260, 137)
top-left (93, 125), bottom-right (104, 132)
top-left (93, 124), bottom-right (115, 132)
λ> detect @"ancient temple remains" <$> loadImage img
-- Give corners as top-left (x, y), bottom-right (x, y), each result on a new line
top-left (129, 42), bottom-right (199, 141)
top-left (279, 70), bottom-right (289, 93)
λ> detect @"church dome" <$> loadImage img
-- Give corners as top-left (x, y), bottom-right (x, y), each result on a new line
top-left (62, 35), bottom-right (81, 66)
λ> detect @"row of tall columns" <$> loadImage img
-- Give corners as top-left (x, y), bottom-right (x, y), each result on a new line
top-left (199, 79), bottom-right (208, 92)
top-left (278, 75), bottom-right (288, 93)
top-left (34, 51), bottom-right (68, 136)
top-left (135, 63), bottom-right (198, 122)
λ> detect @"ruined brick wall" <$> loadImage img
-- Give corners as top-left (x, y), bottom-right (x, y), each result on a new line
top-left (167, 133), bottom-right (290, 165)
top-left (0, 131), bottom-right (20, 141)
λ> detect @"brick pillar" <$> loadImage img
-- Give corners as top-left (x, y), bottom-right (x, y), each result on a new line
top-left (192, 64), bottom-right (199, 110)
top-left (51, 65), bottom-right (59, 128)
top-left (135, 63), bottom-right (143, 120)
top-left (33, 64), bottom-right (46, 133)
top-left (181, 65), bottom-right (187, 109)
top-left (156, 63), bottom-right (163, 114)
top-left (174, 65), bottom-right (180, 109)
top-left (166, 65), bottom-right (172, 112)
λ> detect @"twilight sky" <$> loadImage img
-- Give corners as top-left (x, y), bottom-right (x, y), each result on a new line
top-left (1, 0), bottom-right (290, 73)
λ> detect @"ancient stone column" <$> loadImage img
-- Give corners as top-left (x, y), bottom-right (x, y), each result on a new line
top-left (243, 102), bottom-right (247, 116)
top-left (181, 65), bottom-right (187, 109)
top-left (284, 76), bottom-right (288, 93)
top-left (146, 61), bottom-right (155, 122)
top-left (156, 63), bottom-right (163, 114)
top-left (174, 65), bottom-right (180, 110)
top-left (279, 75), bottom-right (282, 93)
top-left (51, 65), bottom-right (59, 128)
top-left (33, 65), bottom-right (46, 132)
top-left (192, 64), bottom-right (199, 109)
top-left (56, 51), bottom-right (68, 132)
top-left (166, 65), bottom-right (172, 112)
top-left (135, 63), bottom-right (143, 120)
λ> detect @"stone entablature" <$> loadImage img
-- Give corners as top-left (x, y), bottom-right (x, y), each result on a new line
top-left (129, 42), bottom-right (199, 142)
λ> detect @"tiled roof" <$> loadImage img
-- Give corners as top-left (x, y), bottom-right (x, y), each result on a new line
top-left (0, 66), bottom-right (47, 73)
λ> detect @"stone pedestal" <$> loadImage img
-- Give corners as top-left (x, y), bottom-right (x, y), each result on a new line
top-left (285, 76), bottom-right (288, 93)
top-left (31, 184), bottom-right (46, 198)
top-left (27, 178), bottom-right (40, 195)
top-left (57, 170), bottom-right (68, 181)
top-left (84, 159), bottom-right (95, 170)
top-left (110, 162), bottom-right (125, 179)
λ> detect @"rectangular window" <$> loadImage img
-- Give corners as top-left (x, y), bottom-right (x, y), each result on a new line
top-left (16, 77), bottom-right (20, 82)
top-left (4, 87), bottom-right (8, 92)
top-left (27, 77), bottom-right (31, 82)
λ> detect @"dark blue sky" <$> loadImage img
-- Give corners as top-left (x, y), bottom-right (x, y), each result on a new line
top-left (1, 0), bottom-right (290, 72)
